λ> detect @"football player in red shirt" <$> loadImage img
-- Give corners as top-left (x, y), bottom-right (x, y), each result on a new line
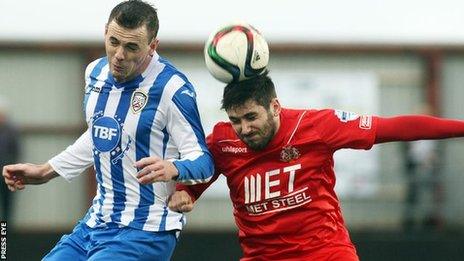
top-left (167, 74), bottom-right (464, 261)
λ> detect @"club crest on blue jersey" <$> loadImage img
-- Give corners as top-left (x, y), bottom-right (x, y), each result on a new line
top-left (131, 91), bottom-right (148, 113)
top-left (92, 116), bottom-right (121, 152)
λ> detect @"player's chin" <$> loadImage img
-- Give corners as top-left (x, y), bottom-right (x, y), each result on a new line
top-left (242, 133), bottom-right (259, 142)
top-left (111, 69), bottom-right (127, 81)
top-left (244, 140), bottom-right (266, 151)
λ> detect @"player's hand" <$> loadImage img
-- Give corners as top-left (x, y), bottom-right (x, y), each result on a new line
top-left (168, 190), bottom-right (194, 213)
top-left (135, 157), bottom-right (179, 184)
top-left (2, 163), bottom-right (57, 192)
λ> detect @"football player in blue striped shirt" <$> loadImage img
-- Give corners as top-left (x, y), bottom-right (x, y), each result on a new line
top-left (2, 1), bottom-right (214, 260)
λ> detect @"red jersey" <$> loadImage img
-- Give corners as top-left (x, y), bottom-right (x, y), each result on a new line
top-left (178, 108), bottom-right (378, 260)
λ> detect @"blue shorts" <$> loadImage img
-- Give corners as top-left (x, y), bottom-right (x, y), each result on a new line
top-left (42, 222), bottom-right (178, 261)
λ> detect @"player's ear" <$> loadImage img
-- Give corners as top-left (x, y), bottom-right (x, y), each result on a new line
top-left (270, 98), bottom-right (281, 117)
top-left (148, 38), bottom-right (159, 56)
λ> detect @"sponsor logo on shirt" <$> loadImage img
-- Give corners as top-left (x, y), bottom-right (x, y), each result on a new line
top-left (359, 115), bottom-right (372, 129)
top-left (334, 110), bottom-right (359, 122)
top-left (131, 91), bottom-right (148, 114)
top-left (92, 116), bottom-right (121, 152)
top-left (221, 146), bottom-right (248, 154)
top-left (243, 164), bottom-right (312, 215)
top-left (245, 187), bottom-right (312, 216)
top-left (181, 89), bottom-right (196, 98)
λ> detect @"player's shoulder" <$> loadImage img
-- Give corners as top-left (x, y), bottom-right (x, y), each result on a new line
top-left (86, 57), bottom-right (108, 70)
top-left (209, 122), bottom-right (243, 145)
top-left (306, 108), bottom-right (336, 117)
top-left (306, 108), bottom-right (369, 130)
top-left (208, 122), bottom-right (249, 155)
top-left (156, 55), bottom-right (197, 96)
top-left (304, 108), bottom-right (354, 122)
top-left (85, 57), bottom-right (108, 78)
top-left (158, 55), bottom-right (191, 84)
top-left (281, 107), bottom-right (324, 116)
top-left (210, 121), bottom-right (238, 141)
top-left (291, 108), bottom-right (351, 130)
top-left (281, 108), bottom-right (303, 117)
top-left (281, 107), bottom-right (321, 125)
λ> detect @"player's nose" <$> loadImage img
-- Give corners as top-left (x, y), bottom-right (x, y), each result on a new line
top-left (114, 46), bottom-right (125, 61)
top-left (240, 122), bottom-right (253, 135)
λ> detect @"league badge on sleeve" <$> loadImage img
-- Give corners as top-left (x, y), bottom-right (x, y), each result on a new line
top-left (131, 91), bottom-right (148, 113)
top-left (334, 110), bottom-right (359, 122)
top-left (280, 145), bottom-right (300, 162)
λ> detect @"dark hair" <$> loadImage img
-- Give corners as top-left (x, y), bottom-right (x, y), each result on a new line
top-left (108, 0), bottom-right (159, 41)
top-left (221, 73), bottom-right (277, 111)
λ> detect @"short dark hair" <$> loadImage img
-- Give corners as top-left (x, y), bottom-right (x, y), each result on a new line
top-left (221, 73), bottom-right (277, 111)
top-left (108, 0), bottom-right (159, 41)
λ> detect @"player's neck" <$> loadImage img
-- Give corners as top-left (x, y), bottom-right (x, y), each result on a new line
top-left (272, 115), bottom-right (281, 138)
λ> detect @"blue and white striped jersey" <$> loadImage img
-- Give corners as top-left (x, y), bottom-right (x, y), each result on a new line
top-left (49, 53), bottom-right (214, 232)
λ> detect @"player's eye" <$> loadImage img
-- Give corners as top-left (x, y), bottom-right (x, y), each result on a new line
top-left (109, 37), bottom-right (119, 44)
top-left (230, 118), bottom-right (240, 125)
top-left (245, 115), bottom-right (257, 121)
top-left (126, 44), bottom-right (139, 51)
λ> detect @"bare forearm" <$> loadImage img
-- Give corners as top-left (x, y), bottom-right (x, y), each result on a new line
top-left (3, 162), bottom-right (60, 192)
top-left (40, 163), bottom-right (60, 182)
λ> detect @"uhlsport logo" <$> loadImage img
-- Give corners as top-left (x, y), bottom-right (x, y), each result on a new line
top-left (92, 116), bottom-right (121, 152)
top-left (221, 146), bottom-right (248, 154)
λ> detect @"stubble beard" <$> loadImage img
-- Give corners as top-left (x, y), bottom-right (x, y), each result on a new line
top-left (242, 113), bottom-right (277, 151)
